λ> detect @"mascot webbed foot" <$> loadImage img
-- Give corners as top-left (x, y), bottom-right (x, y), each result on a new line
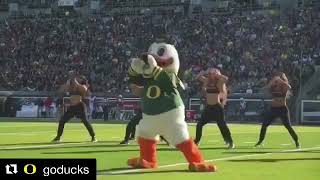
top-left (188, 162), bottom-right (217, 172)
top-left (127, 157), bottom-right (158, 169)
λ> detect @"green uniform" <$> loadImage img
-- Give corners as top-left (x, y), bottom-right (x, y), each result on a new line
top-left (129, 66), bottom-right (184, 115)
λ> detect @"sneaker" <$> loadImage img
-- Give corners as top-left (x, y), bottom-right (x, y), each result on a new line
top-left (51, 137), bottom-right (61, 143)
top-left (254, 141), bottom-right (263, 147)
top-left (227, 142), bottom-right (235, 149)
top-left (91, 137), bottom-right (98, 143)
top-left (119, 140), bottom-right (129, 145)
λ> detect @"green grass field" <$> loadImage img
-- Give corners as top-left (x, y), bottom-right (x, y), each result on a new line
top-left (0, 120), bottom-right (319, 180)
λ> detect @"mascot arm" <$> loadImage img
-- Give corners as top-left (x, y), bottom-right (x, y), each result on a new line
top-left (129, 84), bottom-right (144, 97)
top-left (129, 58), bottom-right (145, 76)
top-left (128, 58), bottom-right (145, 86)
top-left (142, 55), bottom-right (162, 78)
top-left (128, 74), bottom-right (144, 86)
top-left (128, 65), bottom-right (145, 96)
top-left (177, 77), bottom-right (185, 90)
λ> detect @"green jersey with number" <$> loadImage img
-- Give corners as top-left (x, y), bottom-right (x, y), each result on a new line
top-left (128, 66), bottom-right (184, 115)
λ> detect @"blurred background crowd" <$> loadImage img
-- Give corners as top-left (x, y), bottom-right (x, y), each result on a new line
top-left (0, 0), bottom-right (319, 98)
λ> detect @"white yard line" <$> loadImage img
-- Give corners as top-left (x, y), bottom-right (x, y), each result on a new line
top-left (280, 144), bottom-right (292, 146)
top-left (0, 124), bottom-right (56, 128)
top-left (243, 142), bottom-right (256, 144)
top-left (98, 146), bottom-right (320, 175)
top-left (206, 131), bottom-right (314, 136)
top-left (1, 130), bottom-right (311, 136)
top-left (0, 129), bottom-right (85, 135)
top-left (0, 123), bottom-right (122, 128)
top-left (0, 142), bottom-right (89, 150)
top-left (207, 140), bottom-right (219, 143)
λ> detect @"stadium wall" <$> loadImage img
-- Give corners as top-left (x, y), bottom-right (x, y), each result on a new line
top-left (1, 91), bottom-right (317, 124)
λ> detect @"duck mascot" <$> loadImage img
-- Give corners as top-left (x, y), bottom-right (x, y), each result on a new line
top-left (127, 39), bottom-right (217, 172)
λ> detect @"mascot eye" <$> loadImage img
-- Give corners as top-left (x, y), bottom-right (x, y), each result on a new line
top-left (157, 48), bottom-right (165, 56)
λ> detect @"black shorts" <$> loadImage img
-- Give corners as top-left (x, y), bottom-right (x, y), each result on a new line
top-left (64, 102), bottom-right (87, 120)
top-left (200, 104), bottom-right (224, 124)
top-left (263, 106), bottom-right (290, 125)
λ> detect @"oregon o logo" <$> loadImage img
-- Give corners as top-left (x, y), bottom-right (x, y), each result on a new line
top-left (146, 86), bottom-right (161, 99)
top-left (24, 164), bottom-right (36, 174)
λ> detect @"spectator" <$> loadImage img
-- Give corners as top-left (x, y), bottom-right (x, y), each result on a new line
top-left (44, 96), bottom-right (54, 118)
top-left (239, 98), bottom-right (247, 122)
top-left (0, 7), bottom-right (318, 96)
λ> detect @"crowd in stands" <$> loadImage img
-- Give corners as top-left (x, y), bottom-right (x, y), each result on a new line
top-left (0, 7), bottom-right (319, 97)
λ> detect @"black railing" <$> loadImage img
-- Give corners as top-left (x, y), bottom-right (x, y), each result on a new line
top-left (0, 0), bottom-right (8, 12)
top-left (105, 0), bottom-right (186, 9)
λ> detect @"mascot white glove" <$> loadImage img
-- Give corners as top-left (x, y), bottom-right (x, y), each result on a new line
top-left (130, 58), bottom-right (145, 75)
top-left (142, 55), bottom-right (158, 78)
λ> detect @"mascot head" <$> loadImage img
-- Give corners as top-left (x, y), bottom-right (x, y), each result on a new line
top-left (148, 42), bottom-right (180, 75)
